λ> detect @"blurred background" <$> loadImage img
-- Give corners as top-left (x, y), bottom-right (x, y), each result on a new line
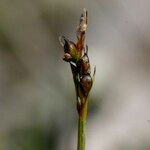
top-left (0, 0), bottom-right (150, 150)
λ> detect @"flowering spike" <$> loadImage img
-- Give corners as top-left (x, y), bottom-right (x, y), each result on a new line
top-left (59, 8), bottom-right (95, 111)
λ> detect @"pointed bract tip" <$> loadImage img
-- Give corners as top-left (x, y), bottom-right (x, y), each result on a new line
top-left (78, 8), bottom-right (88, 33)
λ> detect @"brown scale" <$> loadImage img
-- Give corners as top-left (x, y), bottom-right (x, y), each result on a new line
top-left (78, 46), bottom-right (93, 97)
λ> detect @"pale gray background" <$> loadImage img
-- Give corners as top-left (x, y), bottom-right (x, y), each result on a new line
top-left (0, 0), bottom-right (150, 150)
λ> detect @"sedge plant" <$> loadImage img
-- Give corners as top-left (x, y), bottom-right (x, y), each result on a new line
top-left (59, 8), bottom-right (96, 150)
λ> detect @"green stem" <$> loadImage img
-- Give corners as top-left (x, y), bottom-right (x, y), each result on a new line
top-left (77, 116), bottom-right (86, 150)
top-left (77, 100), bottom-right (88, 150)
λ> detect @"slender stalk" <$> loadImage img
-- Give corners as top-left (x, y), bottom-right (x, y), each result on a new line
top-left (78, 116), bottom-right (86, 150)
top-left (77, 99), bottom-right (88, 150)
